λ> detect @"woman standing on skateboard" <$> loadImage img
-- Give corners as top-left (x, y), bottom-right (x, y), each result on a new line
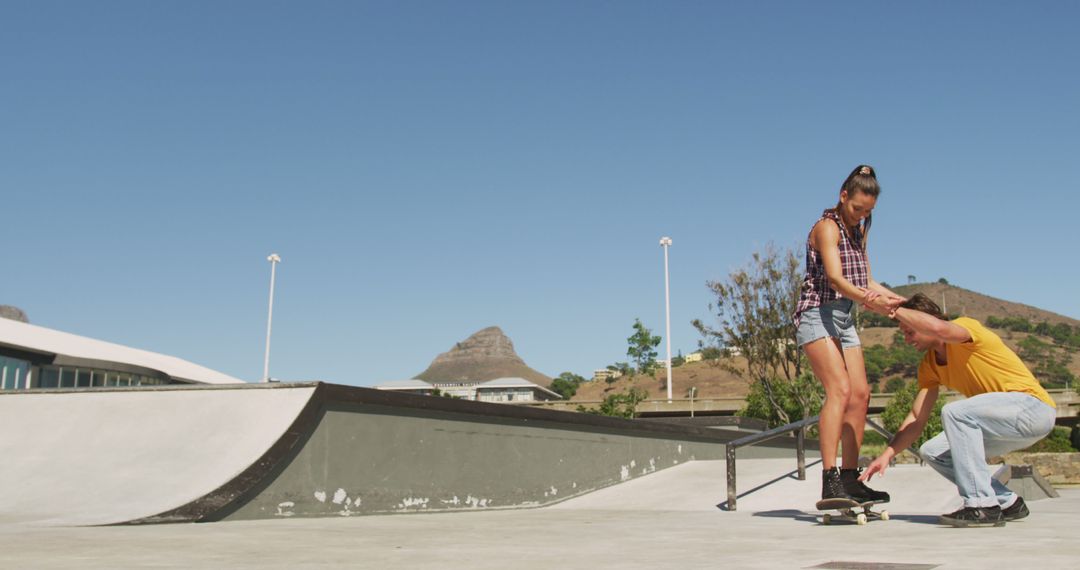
top-left (793, 164), bottom-right (903, 503)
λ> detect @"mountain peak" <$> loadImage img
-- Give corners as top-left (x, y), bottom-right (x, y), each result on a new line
top-left (0, 305), bottom-right (29, 323)
top-left (441, 326), bottom-right (523, 364)
top-left (415, 326), bottom-right (551, 386)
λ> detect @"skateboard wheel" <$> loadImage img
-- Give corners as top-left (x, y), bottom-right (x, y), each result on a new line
top-left (823, 514), bottom-right (832, 525)
top-left (880, 511), bottom-right (890, 521)
top-left (856, 513), bottom-right (867, 525)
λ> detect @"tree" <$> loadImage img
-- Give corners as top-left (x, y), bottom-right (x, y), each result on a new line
top-left (692, 244), bottom-right (806, 425)
top-left (606, 362), bottom-right (632, 384)
top-left (880, 382), bottom-right (945, 451)
top-left (699, 347), bottom-right (723, 360)
top-left (550, 372), bottom-right (586, 399)
top-left (738, 370), bottom-right (824, 428)
top-left (937, 277), bottom-right (949, 285)
top-left (626, 319), bottom-right (662, 375)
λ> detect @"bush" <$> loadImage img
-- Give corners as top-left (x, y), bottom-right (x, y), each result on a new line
top-left (699, 346), bottom-right (723, 360)
top-left (880, 382), bottom-right (945, 451)
top-left (862, 430), bottom-right (888, 446)
top-left (738, 371), bottom-right (824, 428)
top-left (883, 378), bottom-right (908, 393)
top-left (860, 311), bottom-right (897, 328)
top-left (987, 316), bottom-right (1032, 333)
top-left (987, 315), bottom-right (1080, 349)
top-left (1017, 336), bottom-right (1077, 389)
top-left (861, 333), bottom-right (921, 382)
top-left (577, 387), bottom-right (648, 419)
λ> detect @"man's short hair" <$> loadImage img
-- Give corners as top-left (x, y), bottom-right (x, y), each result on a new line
top-left (900, 293), bottom-right (946, 320)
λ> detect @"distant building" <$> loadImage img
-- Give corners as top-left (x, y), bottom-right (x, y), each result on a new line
top-left (0, 317), bottom-right (245, 390)
top-left (475, 377), bottom-right (561, 402)
top-left (429, 380), bottom-right (479, 400)
top-left (375, 377), bottom-right (561, 402)
top-left (592, 369), bottom-right (623, 382)
top-left (684, 351), bottom-right (703, 363)
top-left (372, 379), bottom-right (437, 396)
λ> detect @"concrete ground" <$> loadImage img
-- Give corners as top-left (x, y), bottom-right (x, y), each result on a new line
top-left (3, 458), bottom-right (1077, 569)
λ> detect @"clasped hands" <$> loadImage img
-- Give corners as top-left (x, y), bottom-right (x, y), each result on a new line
top-left (859, 289), bottom-right (904, 317)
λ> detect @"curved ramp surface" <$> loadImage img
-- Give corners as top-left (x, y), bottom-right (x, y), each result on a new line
top-left (0, 385), bottom-right (317, 526)
top-left (1, 383), bottom-right (791, 525)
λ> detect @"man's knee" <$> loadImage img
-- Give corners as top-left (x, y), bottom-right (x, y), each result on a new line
top-left (940, 401), bottom-right (965, 424)
top-left (918, 440), bottom-right (935, 460)
top-left (920, 435), bottom-right (949, 464)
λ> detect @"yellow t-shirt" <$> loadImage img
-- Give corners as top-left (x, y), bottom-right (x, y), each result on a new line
top-left (918, 317), bottom-right (1056, 408)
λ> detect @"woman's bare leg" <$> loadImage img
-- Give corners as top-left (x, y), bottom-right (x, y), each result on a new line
top-left (840, 346), bottom-right (871, 469)
top-left (802, 337), bottom-right (851, 470)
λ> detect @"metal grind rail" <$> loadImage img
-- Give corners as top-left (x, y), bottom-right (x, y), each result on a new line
top-left (725, 416), bottom-right (898, 511)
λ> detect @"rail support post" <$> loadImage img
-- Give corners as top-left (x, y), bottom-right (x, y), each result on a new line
top-left (726, 443), bottom-right (737, 511)
top-left (796, 425), bottom-right (807, 481)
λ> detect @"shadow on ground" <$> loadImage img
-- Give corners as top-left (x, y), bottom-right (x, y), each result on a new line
top-left (752, 509), bottom-right (942, 526)
top-left (716, 459), bottom-right (823, 512)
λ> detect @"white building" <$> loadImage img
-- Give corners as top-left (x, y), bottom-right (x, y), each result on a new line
top-left (0, 317), bottom-right (245, 390)
top-left (592, 369), bottom-right (623, 382)
top-left (375, 377), bottom-right (561, 402)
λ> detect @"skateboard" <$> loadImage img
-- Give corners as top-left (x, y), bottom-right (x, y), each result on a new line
top-left (815, 498), bottom-right (889, 525)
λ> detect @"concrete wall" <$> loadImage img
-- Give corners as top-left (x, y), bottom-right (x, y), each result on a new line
top-left (1004, 452), bottom-right (1080, 486)
top-left (0, 382), bottom-right (811, 525)
top-left (220, 397), bottom-right (796, 521)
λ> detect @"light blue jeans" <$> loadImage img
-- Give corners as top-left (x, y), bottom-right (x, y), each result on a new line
top-left (919, 392), bottom-right (1057, 508)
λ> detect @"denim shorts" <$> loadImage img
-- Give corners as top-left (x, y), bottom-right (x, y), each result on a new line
top-left (795, 299), bottom-right (861, 349)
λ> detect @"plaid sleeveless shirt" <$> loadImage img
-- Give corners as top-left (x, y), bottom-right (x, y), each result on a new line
top-left (792, 209), bottom-right (869, 326)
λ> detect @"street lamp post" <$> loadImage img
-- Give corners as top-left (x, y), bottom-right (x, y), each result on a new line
top-left (660, 236), bottom-right (673, 402)
top-left (263, 253), bottom-right (281, 383)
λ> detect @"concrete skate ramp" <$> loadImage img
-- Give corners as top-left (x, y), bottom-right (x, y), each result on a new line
top-left (0, 384), bottom-right (318, 526)
top-left (0, 383), bottom-right (799, 526)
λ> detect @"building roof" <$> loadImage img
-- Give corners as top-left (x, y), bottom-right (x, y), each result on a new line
top-left (0, 317), bottom-right (245, 385)
top-left (477, 377), bottom-right (562, 399)
top-left (375, 379), bottom-right (434, 390)
top-left (374, 377), bottom-right (562, 399)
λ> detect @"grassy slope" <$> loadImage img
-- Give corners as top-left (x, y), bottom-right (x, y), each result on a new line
top-left (571, 283), bottom-right (1079, 401)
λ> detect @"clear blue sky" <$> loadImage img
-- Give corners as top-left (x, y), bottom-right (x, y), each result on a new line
top-left (3, 1), bottom-right (1077, 385)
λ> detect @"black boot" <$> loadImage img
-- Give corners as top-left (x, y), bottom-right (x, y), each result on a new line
top-left (840, 468), bottom-right (890, 504)
top-left (821, 467), bottom-right (857, 501)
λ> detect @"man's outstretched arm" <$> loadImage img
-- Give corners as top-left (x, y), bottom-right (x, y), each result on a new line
top-left (860, 386), bottom-right (940, 481)
top-left (892, 307), bottom-right (971, 344)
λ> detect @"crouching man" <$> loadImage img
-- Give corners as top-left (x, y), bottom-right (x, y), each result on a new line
top-left (859, 293), bottom-right (1057, 527)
